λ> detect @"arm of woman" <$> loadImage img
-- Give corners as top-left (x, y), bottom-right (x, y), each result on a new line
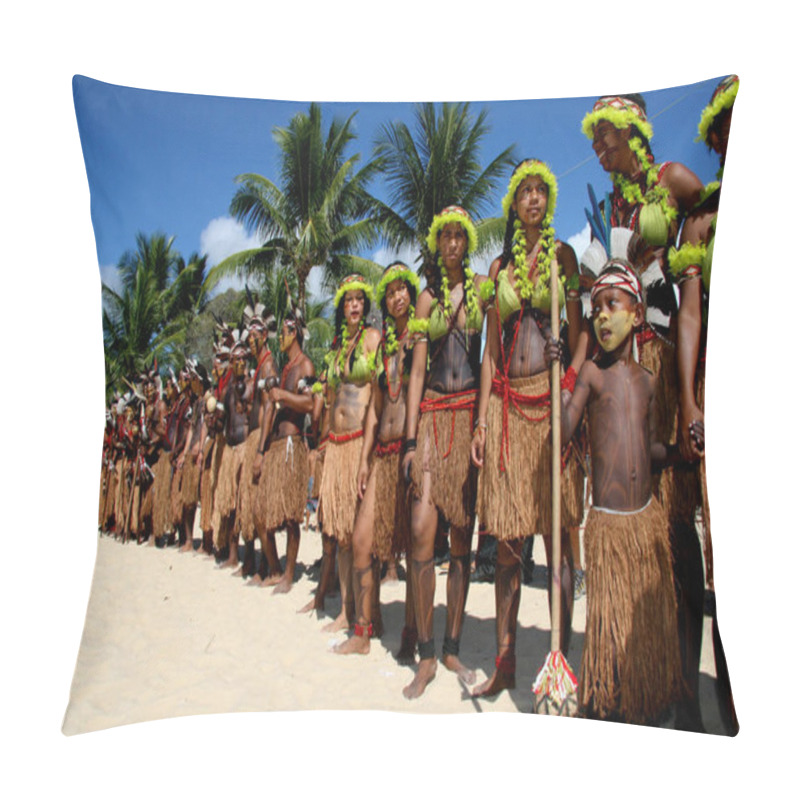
top-left (471, 259), bottom-right (501, 468)
top-left (402, 289), bottom-right (433, 480)
top-left (357, 386), bottom-right (381, 500)
top-left (662, 161), bottom-right (704, 217)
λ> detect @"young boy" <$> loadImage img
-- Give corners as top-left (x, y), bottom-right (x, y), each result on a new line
top-left (554, 259), bottom-right (682, 725)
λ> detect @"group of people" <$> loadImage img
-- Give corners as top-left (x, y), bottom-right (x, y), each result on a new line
top-left (97, 79), bottom-right (738, 731)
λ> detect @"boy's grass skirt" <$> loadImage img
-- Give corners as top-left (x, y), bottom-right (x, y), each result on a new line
top-left (580, 497), bottom-right (682, 724)
top-left (236, 430), bottom-right (262, 542)
top-left (199, 434), bottom-right (223, 533)
top-left (319, 430), bottom-right (363, 545)
top-left (639, 333), bottom-right (700, 528)
top-left (410, 388), bottom-right (477, 530)
top-left (478, 372), bottom-right (584, 540)
top-left (371, 439), bottom-right (411, 560)
top-left (212, 440), bottom-right (245, 548)
top-left (151, 449), bottom-right (172, 536)
top-left (255, 434), bottom-right (309, 535)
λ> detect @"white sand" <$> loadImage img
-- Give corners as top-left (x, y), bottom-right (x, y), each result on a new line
top-left (63, 525), bottom-right (725, 735)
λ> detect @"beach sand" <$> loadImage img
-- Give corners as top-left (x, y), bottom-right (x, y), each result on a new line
top-left (63, 519), bottom-right (727, 735)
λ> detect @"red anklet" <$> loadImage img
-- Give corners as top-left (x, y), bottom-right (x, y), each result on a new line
top-left (354, 623), bottom-right (373, 638)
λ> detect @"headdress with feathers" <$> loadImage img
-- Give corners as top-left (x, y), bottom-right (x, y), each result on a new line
top-left (242, 285), bottom-right (277, 339)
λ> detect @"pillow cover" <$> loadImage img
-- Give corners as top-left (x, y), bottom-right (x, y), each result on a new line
top-left (65, 74), bottom-right (738, 736)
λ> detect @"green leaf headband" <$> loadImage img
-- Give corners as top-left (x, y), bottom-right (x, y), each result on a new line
top-left (375, 264), bottom-right (421, 306)
top-left (333, 273), bottom-right (374, 311)
top-left (581, 96), bottom-right (653, 143)
top-left (425, 206), bottom-right (478, 256)
top-left (697, 75), bottom-right (739, 145)
top-left (501, 159), bottom-right (558, 224)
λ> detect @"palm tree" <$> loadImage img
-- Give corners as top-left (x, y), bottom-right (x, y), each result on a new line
top-left (102, 232), bottom-right (195, 397)
top-left (211, 103), bottom-right (383, 314)
top-left (373, 102), bottom-right (517, 273)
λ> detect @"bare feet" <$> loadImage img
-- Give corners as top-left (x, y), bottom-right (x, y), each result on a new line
top-left (179, 541), bottom-right (194, 553)
top-left (272, 576), bottom-right (293, 595)
top-left (442, 654), bottom-right (476, 685)
top-left (403, 658), bottom-right (437, 699)
top-left (246, 575), bottom-right (264, 587)
top-left (322, 612), bottom-right (349, 633)
top-left (472, 669), bottom-right (515, 698)
top-left (262, 573), bottom-right (283, 587)
top-left (332, 635), bottom-right (370, 655)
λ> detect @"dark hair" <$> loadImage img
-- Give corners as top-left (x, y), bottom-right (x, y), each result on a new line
top-left (499, 159), bottom-right (551, 270)
top-left (379, 261), bottom-right (417, 317)
top-left (284, 310), bottom-right (305, 347)
top-left (333, 288), bottom-right (370, 341)
top-left (616, 93), bottom-right (653, 159)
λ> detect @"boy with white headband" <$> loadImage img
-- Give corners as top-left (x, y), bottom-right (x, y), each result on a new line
top-left (549, 260), bottom-right (682, 724)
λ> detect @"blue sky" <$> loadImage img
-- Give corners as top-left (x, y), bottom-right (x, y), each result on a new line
top-left (73, 74), bottom-right (725, 297)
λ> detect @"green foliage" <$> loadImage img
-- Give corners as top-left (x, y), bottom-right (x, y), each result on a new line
top-left (372, 103), bottom-right (517, 274)
top-left (210, 103), bottom-right (383, 313)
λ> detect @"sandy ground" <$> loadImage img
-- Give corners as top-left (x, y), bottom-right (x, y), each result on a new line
top-left (63, 519), bottom-right (727, 735)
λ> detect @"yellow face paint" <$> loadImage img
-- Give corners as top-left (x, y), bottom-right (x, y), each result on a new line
top-left (593, 307), bottom-right (635, 352)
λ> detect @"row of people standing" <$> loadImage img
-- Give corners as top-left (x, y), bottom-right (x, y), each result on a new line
top-left (315, 79), bottom-right (737, 730)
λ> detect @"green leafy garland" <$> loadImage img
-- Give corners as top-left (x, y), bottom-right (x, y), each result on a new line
top-left (510, 219), bottom-right (563, 308)
top-left (337, 319), bottom-right (366, 376)
top-left (438, 255), bottom-right (479, 329)
top-left (612, 136), bottom-right (677, 243)
top-left (697, 75), bottom-right (739, 145)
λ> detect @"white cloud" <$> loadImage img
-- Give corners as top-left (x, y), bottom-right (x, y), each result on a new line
top-left (567, 222), bottom-right (591, 263)
top-left (99, 263), bottom-right (122, 294)
top-left (199, 216), bottom-right (262, 293)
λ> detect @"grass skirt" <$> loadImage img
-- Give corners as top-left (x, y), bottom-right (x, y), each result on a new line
top-left (371, 442), bottom-right (411, 560)
top-left (319, 433), bottom-right (363, 545)
top-left (181, 456), bottom-right (200, 511)
top-left (101, 465), bottom-right (118, 528)
top-left (310, 448), bottom-right (323, 500)
top-left (478, 372), bottom-right (584, 539)
top-left (255, 434), bottom-right (309, 534)
top-left (170, 464), bottom-right (182, 527)
top-left (237, 430), bottom-right (262, 542)
top-left (115, 457), bottom-right (129, 530)
top-left (696, 371), bottom-right (713, 587)
top-left (580, 498), bottom-right (682, 724)
top-left (151, 449), bottom-right (172, 535)
top-left (639, 334), bottom-right (699, 526)
top-left (212, 440), bottom-right (245, 546)
top-left (410, 388), bottom-right (477, 530)
top-left (199, 434), bottom-right (223, 533)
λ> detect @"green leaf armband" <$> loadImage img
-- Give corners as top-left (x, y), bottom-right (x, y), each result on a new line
top-left (668, 242), bottom-right (707, 282)
top-left (479, 278), bottom-right (496, 303)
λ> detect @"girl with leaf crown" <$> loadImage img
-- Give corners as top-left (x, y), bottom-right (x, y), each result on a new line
top-left (470, 159), bottom-right (586, 697)
top-left (333, 262), bottom-right (422, 656)
top-left (401, 205), bottom-right (489, 699)
top-left (300, 274), bottom-right (381, 632)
